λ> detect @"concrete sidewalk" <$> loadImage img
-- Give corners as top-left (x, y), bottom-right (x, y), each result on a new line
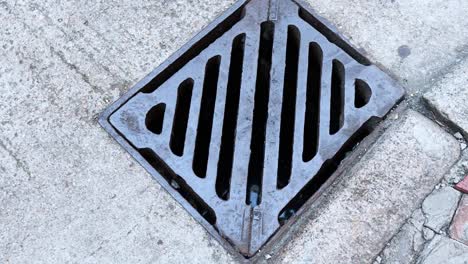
top-left (1, 0), bottom-right (468, 263)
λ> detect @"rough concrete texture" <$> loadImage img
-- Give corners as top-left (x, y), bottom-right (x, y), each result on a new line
top-left (275, 110), bottom-right (460, 264)
top-left (450, 195), bottom-right (468, 245)
top-left (422, 187), bottom-right (462, 233)
top-left (416, 235), bottom-right (468, 264)
top-left (0, 0), bottom-right (467, 262)
top-left (424, 58), bottom-right (468, 139)
top-left (301, 0), bottom-right (468, 94)
top-left (0, 4), bottom-right (234, 263)
top-left (0, 0), bottom-right (236, 96)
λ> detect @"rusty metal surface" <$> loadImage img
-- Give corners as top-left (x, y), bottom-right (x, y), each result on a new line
top-left (99, 0), bottom-right (404, 258)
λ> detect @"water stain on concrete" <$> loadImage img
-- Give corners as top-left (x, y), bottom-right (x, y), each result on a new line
top-left (398, 45), bottom-right (411, 58)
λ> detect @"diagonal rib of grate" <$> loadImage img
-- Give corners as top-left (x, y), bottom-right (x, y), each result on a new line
top-left (107, 0), bottom-right (403, 257)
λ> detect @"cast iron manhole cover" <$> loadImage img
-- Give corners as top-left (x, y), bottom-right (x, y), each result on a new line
top-left (100, 0), bottom-right (404, 259)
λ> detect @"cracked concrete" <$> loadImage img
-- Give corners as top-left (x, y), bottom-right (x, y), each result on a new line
top-left (375, 152), bottom-right (468, 263)
top-left (378, 209), bottom-right (427, 264)
top-left (422, 187), bottom-right (462, 234)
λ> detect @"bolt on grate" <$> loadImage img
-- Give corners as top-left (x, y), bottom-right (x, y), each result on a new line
top-left (100, 0), bottom-right (404, 258)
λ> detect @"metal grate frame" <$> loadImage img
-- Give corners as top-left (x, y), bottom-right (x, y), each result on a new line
top-left (99, 0), bottom-right (404, 259)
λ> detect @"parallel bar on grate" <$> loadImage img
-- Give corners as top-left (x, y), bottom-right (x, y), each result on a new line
top-left (263, 21), bottom-right (287, 197)
top-left (228, 26), bottom-right (262, 204)
top-left (302, 42), bottom-right (323, 162)
top-left (170, 78), bottom-right (194, 157)
top-left (329, 59), bottom-right (345, 135)
top-left (246, 21), bottom-right (275, 206)
top-left (216, 33), bottom-right (246, 200)
top-left (204, 52), bottom-right (232, 184)
top-left (277, 25), bottom-right (300, 189)
top-left (193, 56), bottom-right (222, 178)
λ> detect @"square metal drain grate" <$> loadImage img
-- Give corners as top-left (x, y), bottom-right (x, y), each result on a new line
top-left (100, 0), bottom-right (404, 259)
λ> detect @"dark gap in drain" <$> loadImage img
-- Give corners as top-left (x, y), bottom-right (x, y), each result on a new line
top-left (246, 21), bottom-right (274, 206)
top-left (193, 56), bottom-right (221, 178)
top-left (354, 79), bottom-right (372, 108)
top-left (139, 148), bottom-right (217, 225)
top-left (298, 8), bottom-right (371, 66)
top-left (170, 79), bottom-right (194, 156)
top-left (277, 25), bottom-right (300, 189)
top-left (302, 42), bottom-right (323, 162)
top-left (216, 34), bottom-right (246, 200)
top-left (146, 103), bottom-right (166, 134)
top-left (141, 5), bottom-right (247, 93)
top-left (329, 59), bottom-right (345, 135)
top-left (278, 117), bottom-right (380, 225)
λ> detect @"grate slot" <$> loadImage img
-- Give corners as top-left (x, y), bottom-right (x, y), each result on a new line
top-left (216, 34), bottom-right (246, 200)
top-left (170, 79), bottom-right (194, 156)
top-left (329, 59), bottom-right (345, 135)
top-left (302, 42), bottom-right (323, 162)
top-left (277, 25), bottom-right (301, 189)
top-left (246, 21), bottom-right (275, 206)
top-left (355, 79), bottom-right (372, 108)
top-left (193, 56), bottom-right (222, 178)
top-left (146, 104), bottom-right (166, 135)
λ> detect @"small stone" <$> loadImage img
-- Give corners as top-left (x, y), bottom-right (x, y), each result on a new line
top-left (461, 143), bottom-right (467, 150)
top-left (423, 227), bottom-right (435, 240)
top-left (422, 186), bottom-right (461, 233)
top-left (463, 162), bottom-right (468, 171)
top-left (454, 132), bottom-right (464, 140)
top-left (390, 113), bottom-right (399, 120)
top-left (409, 208), bottom-right (425, 231)
top-left (265, 254), bottom-right (272, 260)
top-left (170, 180), bottom-right (180, 189)
top-left (375, 256), bottom-right (382, 263)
